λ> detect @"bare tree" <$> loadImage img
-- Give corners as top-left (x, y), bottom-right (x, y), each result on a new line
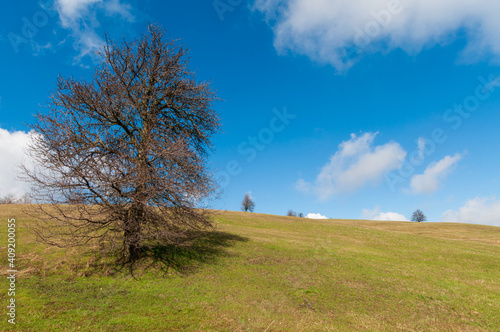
top-left (21, 24), bottom-right (220, 268)
top-left (287, 209), bottom-right (297, 217)
top-left (0, 194), bottom-right (18, 204)
top-left (0, 193), bottom-right (31, 204)
top-left (241, 194), bottom-right (255, 212)
top-left (411, 209), bottom-right (427, 222)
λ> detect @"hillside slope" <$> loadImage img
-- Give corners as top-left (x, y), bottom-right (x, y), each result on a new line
top-left (1, 206), bottom-right (499, 331)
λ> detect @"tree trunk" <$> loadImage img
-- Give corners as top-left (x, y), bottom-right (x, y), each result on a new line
top-left (124, 203), bottom-right (144, 262)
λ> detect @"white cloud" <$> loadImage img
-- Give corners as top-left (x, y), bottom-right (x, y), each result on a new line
top-left (296, 132), bottom-right (406, 200)
top-left (361, 207), bottom-right (407, 221)
top-left (103, 0), bottom-right (134, 21)
top-left (410, 154), bottom-right (462, 194)
top-left (55, 0), bottom-right (134, 62)
top-left (375, 212), bottom-right (407, 221)
top-left (306, 213), bottom-right (328, 219)
top-left (57, 0), bottom-right (101, 23)
top-left (253, 0), bottom-right (500, 72)
top-left (442, 197), bottom-right (500, 227)
top-left (0, 128), bottom-right (34, 197)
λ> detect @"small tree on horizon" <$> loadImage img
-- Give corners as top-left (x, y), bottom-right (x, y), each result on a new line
top-left (287, 209), bottom-right (297, 217)
top-left (241, 194), bottom-right (255, 212)
top-left (411, 209), bottom-right (427, 222)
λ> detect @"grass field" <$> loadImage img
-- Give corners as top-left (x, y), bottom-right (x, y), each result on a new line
top-left (1, 205), bottom-right (499, 331)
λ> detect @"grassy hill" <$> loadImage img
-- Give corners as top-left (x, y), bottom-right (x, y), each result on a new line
top-left (1, 205), bottom-right (499, 331)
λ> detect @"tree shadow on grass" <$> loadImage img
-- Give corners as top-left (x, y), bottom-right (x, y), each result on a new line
top-left (117, 230), bottom-right (249, 277)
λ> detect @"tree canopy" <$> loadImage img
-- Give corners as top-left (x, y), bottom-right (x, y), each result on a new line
top-left (411, 209), bottom-right (427, 222)
top-left (241, 194), bottom-right (255, 212)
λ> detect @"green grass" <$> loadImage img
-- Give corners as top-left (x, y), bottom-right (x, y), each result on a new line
top-left (1, 205), bottom-right (499, 331)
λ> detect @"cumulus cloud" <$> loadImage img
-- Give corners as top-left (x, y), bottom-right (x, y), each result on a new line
top-left (0, 128), bottom-right (34, 197)
top-left (253, 0), bottom-right (500, 71)
top-left (374, 212), bottom-right (407, 221)
top-left (442, 197), bottom-right (500, 227)
top-left (410, 154), bottom-right (462, 194)
top-left (306, 213), bottom-right (328, 219)
top-left (296, 132), bottom-right (406, 200)
top-left (55, 0), bottom-right (134, 62)
top-left (361, 207), bottom-right (407, 221)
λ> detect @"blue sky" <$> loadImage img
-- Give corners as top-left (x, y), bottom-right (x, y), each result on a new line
top-left (1, 0), bottom-right (500, 226)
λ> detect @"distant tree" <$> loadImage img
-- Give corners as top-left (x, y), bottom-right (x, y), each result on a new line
top-left (287, 209), bottom-right (297, 217)
top-left (0, 194), bottom-right (31, 204)
top-left (298, 212), bottom-right (303, 218)
top-left (0, 194), bottom-right (17, 204)
top-left (411, 209), bottom-right (427, 222)
top-left (241, 194), bottom-right (255, 212)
